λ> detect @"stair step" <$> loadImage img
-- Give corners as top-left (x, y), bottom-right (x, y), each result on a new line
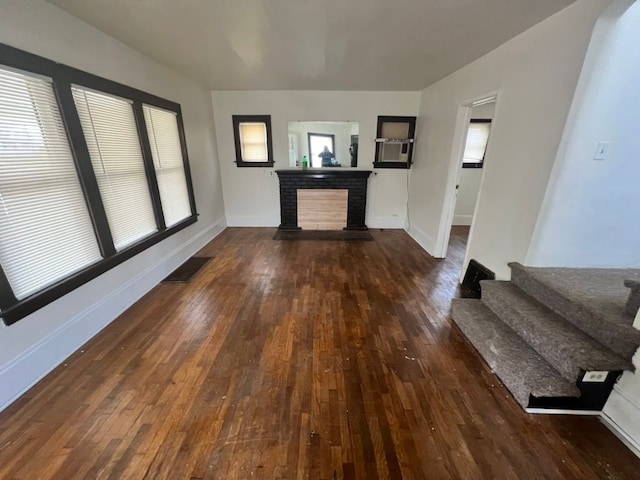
top-left (451, 299), bottom-right (580, 409)
top-left (481, 281), bottom-right (631, 381)
top-left (509, 262), bottom-right (640, 358)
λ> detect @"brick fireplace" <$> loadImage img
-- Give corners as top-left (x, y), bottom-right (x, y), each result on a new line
top-left (275, 169), bottom-right (372, 230)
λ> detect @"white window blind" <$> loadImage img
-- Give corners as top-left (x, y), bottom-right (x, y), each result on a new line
top-left (72, 87), bottom-right (158, 250)
top-left (142, 105), bottom-right (192, 227)
top-left (0, 67), bottom-right (102, 300)
top-left (463, 122), bottom-right (491, 165)
top-left (239, 122), bottom-right (268, 162)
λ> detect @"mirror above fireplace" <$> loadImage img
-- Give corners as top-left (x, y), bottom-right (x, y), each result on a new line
top-left (287, 121), bottom-right (359, 168)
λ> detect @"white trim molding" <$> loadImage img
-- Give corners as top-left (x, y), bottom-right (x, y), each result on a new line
top-left (525, 408), bottom-right (600, 415)
top-left (406, 223), bottom-right (438, 257)
top-left (225, 215), bottom-right (279, 227)
top-left (452, 215), bottom-right (473, 226)
top-left (602, 392), bottom-right (640, 459)
top-left (368, 216), bottom-right (406, 229)
top-left (601, 368), bottom-right (640, 459)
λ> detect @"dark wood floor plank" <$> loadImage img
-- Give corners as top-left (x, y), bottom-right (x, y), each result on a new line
top-left (0, 226), bottom-right (639, 479)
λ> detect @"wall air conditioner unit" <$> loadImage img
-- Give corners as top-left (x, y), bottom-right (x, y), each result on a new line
top-left (375, 138), bottom-right (414, 163)
top-left (374, 116), bottom-right (416, 169)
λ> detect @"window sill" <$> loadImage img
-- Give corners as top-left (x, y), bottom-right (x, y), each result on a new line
top-left (235, 161), bottom-right (275, 168)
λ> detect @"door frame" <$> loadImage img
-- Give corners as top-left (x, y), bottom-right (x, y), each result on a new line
top-left (434, 90), bottom-right (501, 267)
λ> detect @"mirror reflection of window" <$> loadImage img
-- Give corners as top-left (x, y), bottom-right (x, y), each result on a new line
top-left (287, 121), bottom-right (359, 168)
top-left (308, 133), bottom-right (335, 167)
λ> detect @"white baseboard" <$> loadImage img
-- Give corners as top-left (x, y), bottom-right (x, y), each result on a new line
top-left (452, 215), bottom-right (473, 226)
top-left (601, 384), bottom-right (640, 459)
top-left (367, 216), bottom-right (406, 229)
top-left (525, 408), bottom-right (601, 415)
top-left (0, 219), bottom-right (226, 413)
top-left (601, 410), bottom-right (640, 459)
top-left (226, 215), bottom-right (279, 227)
top-left (405, 223), bottom-right (438, 257)
top-left (226, 216), bottom-right (406, 230)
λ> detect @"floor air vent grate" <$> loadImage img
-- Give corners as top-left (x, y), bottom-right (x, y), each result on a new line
top-left (461, 259), bottom-right (495, 298)
top-left (163, 257), bottom-right (212, 283)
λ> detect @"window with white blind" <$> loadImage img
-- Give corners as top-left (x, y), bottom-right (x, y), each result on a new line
top-left (0, 67), bottom-right (102, 300)
top-left (462, 119), bottom-right (492, 168)
top-left (232, 115), bottom-right (273, 167)
top-left (143, 105), bottom-right (192, 227)
top-left (240, 123), bottom-right (268, 161)
top-left (72, 87), bottom-right (158, 250)
top-left (0, 43), bottom-right (197, 325)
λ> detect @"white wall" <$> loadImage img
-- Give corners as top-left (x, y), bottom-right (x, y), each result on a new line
top-left (407, 0), bottom-right (611, 279)
top-left (453, 103), bottom-right (495, 226)
top-left (0, 0), bottom-right (226, 411)
top-left (527, 0), bottom-right (640, 268)
top-left (453, 170), bottom-right (482, 226)
top-left (211, 90), bottom-right (419, 229)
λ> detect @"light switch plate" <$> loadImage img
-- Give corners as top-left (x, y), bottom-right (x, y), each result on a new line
top-left (593, 141), bottom-right (611, 161)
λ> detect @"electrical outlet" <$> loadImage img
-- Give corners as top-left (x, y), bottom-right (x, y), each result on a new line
top-left (583, 371), bottom-right (608, 382)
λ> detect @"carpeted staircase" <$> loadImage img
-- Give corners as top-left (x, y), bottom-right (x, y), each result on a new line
top-left (452, 262), bottom-right (640, 412)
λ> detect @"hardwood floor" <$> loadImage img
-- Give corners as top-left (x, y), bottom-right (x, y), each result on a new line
top-left (0, 227), bottom-right (638, 479)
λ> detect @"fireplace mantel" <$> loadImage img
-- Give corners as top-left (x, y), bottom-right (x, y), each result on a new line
top-left (276, 169), bottom-right (372, 230)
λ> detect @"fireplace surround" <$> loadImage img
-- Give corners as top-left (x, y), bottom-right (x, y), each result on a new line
top-left (275, 169), bottom-right (372, 230)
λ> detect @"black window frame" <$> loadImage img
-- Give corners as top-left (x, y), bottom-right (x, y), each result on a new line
top-left (232, 115), bottom-right (274, 167)
top-left (0, 43), bottom-right (199, 326)
top-left (462, 118), bottom-right (492, 169)
top-left (373, 115), bottom-right (417, 169)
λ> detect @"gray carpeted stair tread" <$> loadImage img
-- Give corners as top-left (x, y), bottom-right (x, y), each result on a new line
top-left (481, 281), bottom-right (632, 381)
top-left (451, 299), bottom-right (580, 409)
top-left (509, 263), bottom-right (640, 358)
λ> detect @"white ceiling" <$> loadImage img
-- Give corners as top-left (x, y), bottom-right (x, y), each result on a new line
top-left (48, 0), bottom-right (576, 91)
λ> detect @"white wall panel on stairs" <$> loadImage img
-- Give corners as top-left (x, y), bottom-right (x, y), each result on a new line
top-left (603, 383), bottom-right (640, 457)
top-left (527, 0), bottom-right (640, 268)
top-left (603, 348), bottom-right (640, 458)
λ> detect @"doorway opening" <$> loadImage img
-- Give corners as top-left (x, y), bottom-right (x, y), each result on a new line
top-left (441, 95), bottom-right (497, 276)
